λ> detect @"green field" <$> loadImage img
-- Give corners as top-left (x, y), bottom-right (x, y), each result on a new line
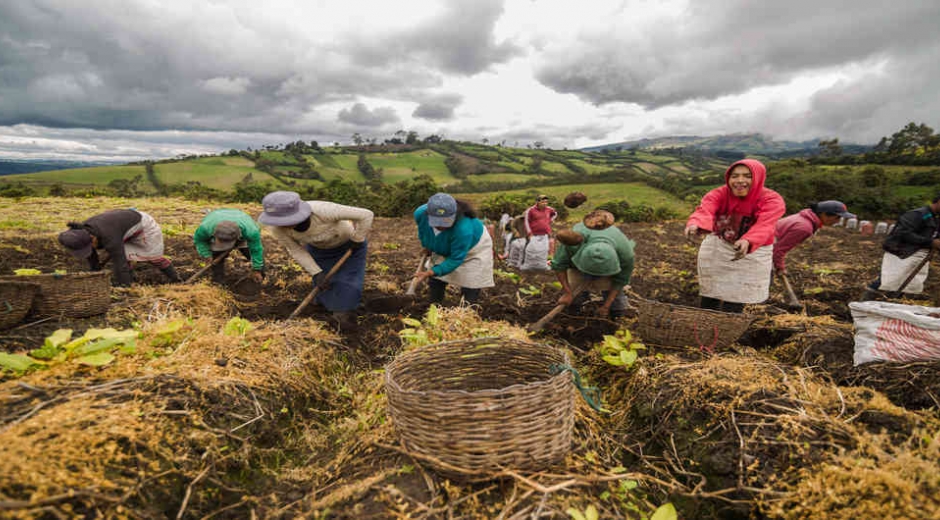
top-left (155, 157), bottom-right (278, 189)
top-left (363, 150), bottom-right (455, 183)
top-left (5, 165), bottom-right (149, 189)
top-left (317, 154), bottom-right (364, 182)
top-left (463, 182), bottom-right (692, 220)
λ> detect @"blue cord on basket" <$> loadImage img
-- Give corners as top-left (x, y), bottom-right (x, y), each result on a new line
top-left (550, 363), bottom-right (603, 412)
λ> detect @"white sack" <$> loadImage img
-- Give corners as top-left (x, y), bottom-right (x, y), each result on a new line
top-left (877, 250), bottom-right (929, 294)
top-left (697, 234), bottom-right (772, 304)
top-left (521, 234), bottom-right (550, 271)
top-left (849, 301), bottom-right (940, 365)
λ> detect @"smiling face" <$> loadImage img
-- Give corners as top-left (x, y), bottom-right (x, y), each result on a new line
top-left (728, 165), bottom-right (753, 197)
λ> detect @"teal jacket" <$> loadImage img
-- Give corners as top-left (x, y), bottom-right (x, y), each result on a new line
top-left (193, 209), bottom-right (264, 271)
top-left (551, 223), bottom-right (635, 289)
top-left (414, 204), bottom-right (484, 276)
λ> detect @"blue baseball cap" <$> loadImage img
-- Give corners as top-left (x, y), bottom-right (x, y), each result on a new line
top-left (427, 193), bottom-right (457, 228)
top-left (817, 200), bottom-right (855, 219)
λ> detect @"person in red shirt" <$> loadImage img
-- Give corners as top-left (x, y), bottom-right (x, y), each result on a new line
top-left (684, 159), bottom-right (786, 313)
top-left (773, 201), bottom-right (854, 275)
top-left (525, 194), bottom-right (558, 257)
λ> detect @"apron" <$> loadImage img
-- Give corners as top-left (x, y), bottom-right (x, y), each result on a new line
top-left (698, 234), bottom-right (773, 304)
top-left (878, 250), bottom-right (930, 294)
top-left (432, 231), bottom-right (495, 289)
top-left (306, 241), bottom-right (368, 312)
top-left (123, 211), bottom-right (166, 262)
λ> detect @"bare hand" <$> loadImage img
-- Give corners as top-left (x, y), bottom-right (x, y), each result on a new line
top-left (251, 271), bottom-right (263, 283)
top-left (732, 239), bottom-right (750, 260)
top-left (415, 269), bottom-right (435, 282)
top-left (932, 239), bottom-right (940, 250)
top-left (684, 225), bottom-right (699, 240)
top-left (596, 304), bottom-right (612, 318)
top-left (557, 291), bottom-right (573, 306)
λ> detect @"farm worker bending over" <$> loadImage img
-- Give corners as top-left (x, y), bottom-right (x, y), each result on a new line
top-left (258, 191), bottom-right (372, 330)
top-left (862, 193), bottom-right (940, 299)
top-left (522, 194), bottom-right (558, 269)
top-left (684, 159), bottom-right (785, 313)
top-left (414, 193), bottom-right (495, 305)
top-left (552, 210), bottom-right (635, 319)
top-left (773, 201), bottom-right (854, 276)
top-left (57, 209), bottom-right (180, 286)
top-left (193, 209), bottom-right (265, 284)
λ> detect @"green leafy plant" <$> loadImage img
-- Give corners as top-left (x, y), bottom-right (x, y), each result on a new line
top-left (381, 242), bottom-right (401, 250)
top-left (650, 503), bottom-right (677, 520)
top-left (223, 317), bottom-right (252, 336)
top-left (566, 504), bottom-right (599, 520)
top-left (494, 269), bottom-right (521, 283)
top-left (0, 353), bottom-right (44, 375)
top-left (598, 329), bottom-right (646, 370)
top-left (518, 284), bottom-right (541, 296)
top-left (13, 268), bottom-right (41, 276)
top-left (398, 305), bottom-right (442, 346)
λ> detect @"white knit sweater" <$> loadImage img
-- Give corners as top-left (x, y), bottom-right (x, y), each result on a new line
top-left (268, 201), bottom-right (373, 276)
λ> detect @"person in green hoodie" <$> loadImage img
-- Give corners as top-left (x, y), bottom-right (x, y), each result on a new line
top-left (193, 209), bottom-right (265, 283)
top-left (551, 210), bottom-right (635, 318)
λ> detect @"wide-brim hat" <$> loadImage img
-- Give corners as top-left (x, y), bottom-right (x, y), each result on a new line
top-left (58, 228), bottom-right (94, 259)
top-left (258, 191), bottom-right (312, 226)
top-left (211, 220), bottom-right (242, 251)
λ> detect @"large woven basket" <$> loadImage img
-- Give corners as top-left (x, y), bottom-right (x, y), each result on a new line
top-left (633, 295), bottom-right (754, 350)
top-left (0, 271), bottom-right (111, 318)
top-left (0, 281), bottom-right (39, 329)
top-left (385, 337), bottom-right (575, 478)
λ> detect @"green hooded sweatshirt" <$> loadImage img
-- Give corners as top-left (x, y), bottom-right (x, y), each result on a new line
top-left (551, 223), bottom-right (635, 290)
top-left (193, 209), bottom-right (264, 271)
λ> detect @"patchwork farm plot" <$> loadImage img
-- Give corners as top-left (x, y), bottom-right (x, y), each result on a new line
top-left (0, 198), bottom-right (938, 519)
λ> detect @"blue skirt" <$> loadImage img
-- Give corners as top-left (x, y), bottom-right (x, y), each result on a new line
top-left (306, 241), bottom-right (367, 312)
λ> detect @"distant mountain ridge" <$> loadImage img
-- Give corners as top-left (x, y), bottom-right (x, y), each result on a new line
top-left (581, 133), bottom-right (871, 156)
top-left (0, 158), bottom-right (119, 176)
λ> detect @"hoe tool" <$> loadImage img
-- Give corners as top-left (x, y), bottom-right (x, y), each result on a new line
top-left (527, 280), bottom-right (588, 333)
top-left (780, 273), bottom-right (803, 310)
top-left (288, 249), bottom-right (353, 319)
top-left (405, 252), bottom-right (432, 296)
top-left (184, 249), bottom-right (232, 284)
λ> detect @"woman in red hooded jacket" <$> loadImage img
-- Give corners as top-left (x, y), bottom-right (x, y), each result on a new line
top-left (684, 159), bottom-right (786, 312)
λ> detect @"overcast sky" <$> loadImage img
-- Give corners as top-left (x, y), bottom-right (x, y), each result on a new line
top-left (1, 0), bottom-right (938, 161)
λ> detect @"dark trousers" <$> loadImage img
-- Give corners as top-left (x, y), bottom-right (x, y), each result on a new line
top-left (211, 247), bottom-right (251, 282)
top-left (700, 296), bottom-right (745, 314)
top-left (429, 278), bottom-right (481, 305)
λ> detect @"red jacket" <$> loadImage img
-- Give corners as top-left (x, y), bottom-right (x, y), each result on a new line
top-left (524, 205), bottom-right (556, 236)
top-left (773, 208), bottom-right (820, 273)
top-left (686, 159), bottom-right (785, 253)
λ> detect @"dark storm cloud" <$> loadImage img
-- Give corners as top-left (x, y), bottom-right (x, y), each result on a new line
top-left (535, 1), bottom-right (940, 109)
top-left (412, 94), bottom-right (463, 121)
top-left (0, 1), bottom-right (438, 134)
top-left (347, 0), bottom-right (521, 75)
top-left (337, 103), bottom-right (400, 127)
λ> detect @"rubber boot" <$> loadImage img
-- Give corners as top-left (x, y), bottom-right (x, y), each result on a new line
top-left (332, 311), bottom-right (357, 332)
top-left (161, 265), bottom-right (181, 283)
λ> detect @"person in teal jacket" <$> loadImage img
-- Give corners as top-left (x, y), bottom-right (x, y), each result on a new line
top-left (193, 209), bottom-right (265, 283)
top-left (551, 210), bottom-right (635, 318)
top-left (414, 193), bottom-right (495, 304)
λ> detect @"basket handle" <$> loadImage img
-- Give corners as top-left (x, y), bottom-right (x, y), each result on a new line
top-left (693, 322), bottom-right (718, 355)
top-left (550, 364), bottom-right (603, 412)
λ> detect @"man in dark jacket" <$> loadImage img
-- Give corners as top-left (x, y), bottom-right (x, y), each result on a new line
top-left (58, 209), bottom-right (180, 286)
top-left (863, 194), bottom-right (940, 298)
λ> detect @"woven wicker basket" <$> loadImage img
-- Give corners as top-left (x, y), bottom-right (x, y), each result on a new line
top-left (0, 281), bottom-right (39, 329)
top-left (385, 337), bottom-right (575, 478)
top-left (0, 271), bottom-right (111, 318)
top-left (633, 295), bottom-right (754, 350)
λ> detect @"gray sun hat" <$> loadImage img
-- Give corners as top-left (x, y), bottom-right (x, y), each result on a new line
top-left (58, 228), bottom-right (94, 259)
top-left (211, 220), bottom-right (242, 251)
top-left (427, 193), bottom-right (457, 228)
top-left (258, 191), bottom-right (312, 226)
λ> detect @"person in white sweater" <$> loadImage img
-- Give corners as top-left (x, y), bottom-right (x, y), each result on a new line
top-left (258, 191), bottom-right (373, 330)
